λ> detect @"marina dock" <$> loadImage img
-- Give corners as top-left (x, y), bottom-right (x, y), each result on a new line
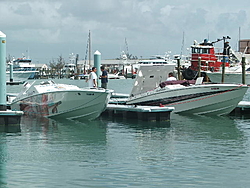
top-left (102, 104), bottom-right (174, 121)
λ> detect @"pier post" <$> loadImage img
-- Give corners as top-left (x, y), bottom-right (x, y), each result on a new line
top-left (198, 57), bottom-right (201, 77)
top-left (9, 63), bottom-right (13, 82)
top-left (0, 31), bottom-right (23, 129)
top-left (131, 65), bottom-right (134, 79)
top-left (177, 57), bottom-right (181, 80)
top-left (242, 56), bottom-right (246, 84)
top-left (221, 56), bottom-right (226, 83)
top-left (0, 31), bottom-right (7, 111)
top-left (94, 50), bottom-right (101, 87)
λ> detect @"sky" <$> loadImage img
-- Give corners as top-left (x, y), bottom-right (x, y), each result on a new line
top-left (0, 0), bottom-right (249, 64)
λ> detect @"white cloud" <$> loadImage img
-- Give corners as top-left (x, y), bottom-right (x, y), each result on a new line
top-left (160, 5), bottom-right (172, 17)
top-left (138, 2), bottom-right (152, 13)
top-left (0, 0), bottom-right (250, 62)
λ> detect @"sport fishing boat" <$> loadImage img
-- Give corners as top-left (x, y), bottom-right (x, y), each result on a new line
top-left (6, 56), bottom-right (38, 81)
top-left (9, 80), bottom-right (113, 121)
top-left (126, 65), bottom-right (248, 116)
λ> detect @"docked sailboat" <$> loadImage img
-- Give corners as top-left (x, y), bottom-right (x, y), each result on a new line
top-left (9, 80), bottom-right (113, 121)
top-left (126, 65), bottom-right (248, 116)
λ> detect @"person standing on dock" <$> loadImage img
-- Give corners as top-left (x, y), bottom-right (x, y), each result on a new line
top-left (86, 67), bottom-right (97, 87)
top-left (100, 66), bottom-right (108, 89)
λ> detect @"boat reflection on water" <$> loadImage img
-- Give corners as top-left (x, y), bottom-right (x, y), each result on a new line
top-left (20, 116), bottom-right (58, 134)
top-left (171, 113), bottom-right (247, 141)
top-left (119, 113), bottom-right (249, 169)
top-left (20, 116), bottom-right (108, 146)
top-left (99, 115), bottom-right (171, 129)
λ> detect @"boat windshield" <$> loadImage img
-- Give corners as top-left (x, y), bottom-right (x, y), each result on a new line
top-left (192, 47), bottom-right (210, 54)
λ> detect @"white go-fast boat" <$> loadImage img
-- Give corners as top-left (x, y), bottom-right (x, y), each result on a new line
top-left (9, 80), bottom-right (113, 121)
top-left (126, 65), bottom-right (248, 116)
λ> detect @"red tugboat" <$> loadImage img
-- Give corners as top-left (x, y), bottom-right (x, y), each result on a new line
top-left (182, 36), bottom-right (236, 80)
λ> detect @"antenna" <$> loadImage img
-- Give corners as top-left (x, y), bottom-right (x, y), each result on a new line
top-left (238, 26), bottom-right (241, 52)
top-left (125, 38), bottom-right (129, 59)
top-left (180, 31), bottom-right (185, 57)
top-left (84, 30), bottom-right (91, 67)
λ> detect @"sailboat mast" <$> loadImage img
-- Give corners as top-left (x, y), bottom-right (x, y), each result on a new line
top-left (180, 31), bottom-right (185, 57)
top-left (89, 30), bottom-right (91, 67)
top-left (238, 27), bottom-right (241, 52)
top-left (125, 37), bottom-right (129, 57)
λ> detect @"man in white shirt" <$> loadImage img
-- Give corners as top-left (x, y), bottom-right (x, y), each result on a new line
top-left (166, 72), bottom-right (177, 81)
top-left (87, 67), bottom-right (97, 87)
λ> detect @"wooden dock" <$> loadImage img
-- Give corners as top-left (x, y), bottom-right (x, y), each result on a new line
top-left (109, 93), bottom-right (129, 104)
top-left (232, 101), bottom-right (250, 115)
top-left (102, 104), bottom-right (174, 121)
top-left (0, 110), bottom-right (23, 132)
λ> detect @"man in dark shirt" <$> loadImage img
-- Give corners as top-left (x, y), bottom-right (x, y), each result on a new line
top-left (100, 66), bottom-right (108, 89)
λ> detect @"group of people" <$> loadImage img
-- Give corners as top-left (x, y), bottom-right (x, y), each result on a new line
top-left (86, 66), bottom-right (108, 89)
top-left (87, 66), bottom-right (177, 89)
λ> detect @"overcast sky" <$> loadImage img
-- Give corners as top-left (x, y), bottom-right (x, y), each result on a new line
top-left (0, 0), bottom-right (249, 64)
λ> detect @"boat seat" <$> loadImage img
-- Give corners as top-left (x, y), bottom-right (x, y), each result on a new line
top-left (195, 77), bottom-right (204, 85)
top-left (159, 80), bottom-right (196, 88)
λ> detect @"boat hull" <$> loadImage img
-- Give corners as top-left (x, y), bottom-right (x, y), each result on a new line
top-left (206, 72), bottom-right (250, 84)
top-left (127, 84), bottom-right (248, 115)
top-left (11, 89), bottom-right (112, 121)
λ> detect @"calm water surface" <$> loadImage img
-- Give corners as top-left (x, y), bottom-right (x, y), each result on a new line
top-left (2, 79), bottom-right (250, 187)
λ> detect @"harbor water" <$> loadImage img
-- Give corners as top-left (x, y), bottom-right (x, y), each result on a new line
top-left (2, 78), bottom-right (250, 187)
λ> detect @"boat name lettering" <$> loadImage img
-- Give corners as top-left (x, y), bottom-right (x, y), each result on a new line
top-left (87, 93), bottom-right (94, 95)
top-left (211, 88), bottom-right (219, 90)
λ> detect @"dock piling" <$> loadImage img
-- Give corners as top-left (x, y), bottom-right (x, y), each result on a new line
top-left (0, 31), bottom-right (7, 111)
top-left (0, 31), bottom-right (23, 128)
top-left (242, 56), bottom-right (246, 84)
top-left (9, 62), bottom-right (13, 82)
top-left (94, 50), bottom-right (101, 87)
